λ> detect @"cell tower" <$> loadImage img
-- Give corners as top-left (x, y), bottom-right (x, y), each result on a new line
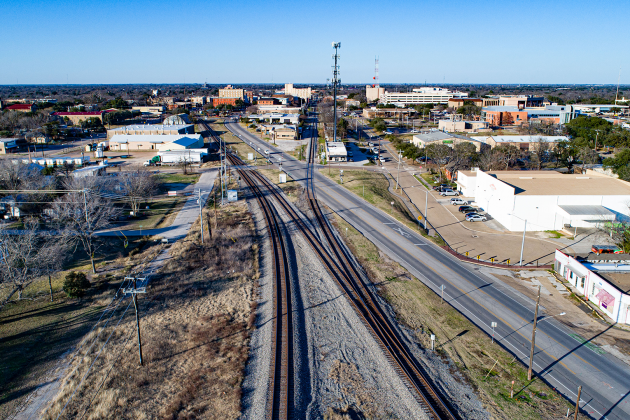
top-left (373, 57), bottom-right (379, 88)
top-left (332, 42), bottom-right (341, 142)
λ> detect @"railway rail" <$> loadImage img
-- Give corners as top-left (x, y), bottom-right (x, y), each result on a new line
top-left (204, 118), bottom-right (458, 419)
top-left (200, 121), bottom-right (294, 420)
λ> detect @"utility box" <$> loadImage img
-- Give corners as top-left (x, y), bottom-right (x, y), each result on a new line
top-left (247, 153), bottom-right (254, 160)
top-left (279, 173), bottom-right (287, 184)
top-left (227, 190), bottom-right (238, 202)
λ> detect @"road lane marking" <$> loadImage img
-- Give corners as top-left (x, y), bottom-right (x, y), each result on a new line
top-left (318, 188), bottom-right (592, 375)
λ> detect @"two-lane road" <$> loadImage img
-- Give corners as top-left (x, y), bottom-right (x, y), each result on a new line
top-left (224, 118), bottom-right (630, 419)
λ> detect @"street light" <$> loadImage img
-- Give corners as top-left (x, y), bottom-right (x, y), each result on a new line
top-left (396, 150), bottom-right (403, 190)
top-left (508, 213), bottom-right (527, 266)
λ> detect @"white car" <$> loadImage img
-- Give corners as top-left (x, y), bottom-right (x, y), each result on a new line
top-left (264, 150), bottom-right (269, 155)
top-left (379, 156), bottom-right (386, 163)
top-left (450, 198), bottom-right (466, 205)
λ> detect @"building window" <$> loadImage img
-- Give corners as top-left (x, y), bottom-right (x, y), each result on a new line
top-left (579, 277), bottom-right (585, 289)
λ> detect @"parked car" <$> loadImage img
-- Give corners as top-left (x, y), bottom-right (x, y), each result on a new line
top-left (458, 205), bottom-right (478, 213)
top-left (432, 184), bottom-right (449, 191)
top-left (439, 189), bottom-right (459, 196)
top-left (466, 214), bottom-right (487, 222)
top-left (379, 156), bottom-right (386, 163)
top-left (450, 197), bottom-right (466, 205)
top-left (264, 150), bottom-right (269, 155)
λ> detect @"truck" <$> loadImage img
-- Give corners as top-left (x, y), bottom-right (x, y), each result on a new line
top-left (143, 156), bottom-right (161, 166)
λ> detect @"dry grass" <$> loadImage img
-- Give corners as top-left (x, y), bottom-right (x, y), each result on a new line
top-left (330, 214), bottom-right (576, 420)
top-left (256, 168), bottom-right (303, 203)
top-left (42, 201), bottom-right (258, 420)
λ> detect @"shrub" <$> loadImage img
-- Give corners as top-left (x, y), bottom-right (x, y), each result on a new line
top-left (63, 271), bottom-right (91, 298)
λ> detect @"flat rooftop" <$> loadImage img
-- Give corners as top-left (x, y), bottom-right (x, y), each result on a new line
top-left (486, 171), bottom-right (630, 196)
top-left (594, 271), bottom-right (630, 294)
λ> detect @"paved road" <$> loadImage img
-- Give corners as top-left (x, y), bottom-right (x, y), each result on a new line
top-left (96, 169), bottom-right (218, 241)
top-left (225, 119), bottom-right (630, 419)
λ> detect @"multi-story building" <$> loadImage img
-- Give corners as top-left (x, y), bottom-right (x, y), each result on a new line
top-left (482, 105), bottom-right (576, 126)
top-left (219, 85), bottom-right (247, 100)
top-left (366, 85), bottom-right (385, 102)
top-left (469, 135), bottom-right (568, 150)
top-left (132, 106), bottom-right (165, 116)
top-left (284, 83), bottom-right (312, 100)
top-left (380, 87), bottom-right (468, 106)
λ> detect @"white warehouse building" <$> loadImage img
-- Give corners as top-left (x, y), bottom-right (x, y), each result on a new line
top-left (458, 169), bottom-right (630, 232)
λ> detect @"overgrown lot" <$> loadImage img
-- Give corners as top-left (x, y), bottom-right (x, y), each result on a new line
top-left (43, 199), bottom-right (258, 420)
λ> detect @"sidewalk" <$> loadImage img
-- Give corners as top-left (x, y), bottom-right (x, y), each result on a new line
top-left (96, 169), bottom-right (218, 241)
top-left (380, 142), bottom-right (573, 266)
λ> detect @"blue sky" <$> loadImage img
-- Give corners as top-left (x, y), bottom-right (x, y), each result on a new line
top-left (1, 0), bottom-right (629, 85)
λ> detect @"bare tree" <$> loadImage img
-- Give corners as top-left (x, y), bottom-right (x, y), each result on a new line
top-left (118, 166), bottom-right (158, 215)
top-left (246, 105), bottom-right (259, 114)
top-left (425, 143), bottom-right (452, 181)
top-left (52, 177), bottom-right (120, 274)
top-left (578, 147), bottom-right (600, 173)
top-left (530, 137), bottom-right (551, 170)
top-left (493, 144), bottom-right (521, 170)
top-left (0, 218), bottom-right (61, 307)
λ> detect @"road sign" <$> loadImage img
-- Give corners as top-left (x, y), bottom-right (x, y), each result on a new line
top-left (417, 215), bottom-right (423, 220)
top-left (227, 190), bottom-right (238, 202)
top-left (247, 153), bottom-right (254, 160)
top-left (465, 251), bottom-right (469, 257)
top-left (477, 255), bottom-right (481, 260)
top-left (279, 174), bottom-right (287, 183)
top-left (491, 257), bottom-right (495, 263)
top-left (507, 259), bottom-right (511, 265)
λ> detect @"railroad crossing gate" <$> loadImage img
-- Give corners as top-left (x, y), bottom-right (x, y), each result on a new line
top-left (227, 190), bottom-right (238, 202)
top-left (279, 173), bottom-right (287, 183)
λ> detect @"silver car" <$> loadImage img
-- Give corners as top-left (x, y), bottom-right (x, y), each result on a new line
top-left (439, 189), bottom-right (459, 197)
top-left (466, 213), bottom-right (487, 222)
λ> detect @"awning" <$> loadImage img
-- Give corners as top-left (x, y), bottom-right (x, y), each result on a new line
top-left (595, 289), bottom-right (615, 309)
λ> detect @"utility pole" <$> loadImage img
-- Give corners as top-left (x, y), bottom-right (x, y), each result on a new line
top-left (124, 277), bottom-right (146, 366)
top-left (520, 219), bottom-right (527, 266)
top-left (527, 285), bottom-right (541, 381)
top-left (574, 385), bottom-right (582, 420)
top-left (198, 190), bottom-right (206, 244)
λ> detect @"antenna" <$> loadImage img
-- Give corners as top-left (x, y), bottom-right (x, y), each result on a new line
top-left (374, 57), bottom-right (379, 88)
top-left (331, 42), bottom-right (341, 144)
top-left (616, 67), bottom-right (622, 104)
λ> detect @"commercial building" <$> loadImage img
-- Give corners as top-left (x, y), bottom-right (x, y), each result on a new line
top-left (325, 142), bottom-right (347, 162)
top-left (109, 134), bottom-right (203, 151)
top-left (379, 87), bottom-right (468, 106)
top-left (411, 132), bottom-right (487, 151)
top-left (5, 103), bottom-right (36, 113)
top-left (470, 135), bottom-right (568, 150)
top-left (0, 138), bottom-right (20, 154)
top-left (573, 104), bottom-right (630, 114)
top-left (54, 111), bottom-right (107, 125)
top-left (438, 119), bottom-right (489, 133)
top-left (132, 106), bottom-right (165, 116)
top-left (107, 124), bottom-right (194, 139)
top-left (555, 251), bottom-right (630, 324)
top-left (248, 113), bottom-right (300, 125)
top-left (162, 113), bottom-right (192, 125)
top-left (455, 169), bottom-right (478, 197)
top-left (447, 98), bottom-right (483, 109)
top-left (498, 95), bottom-right (546, 108)
top-left (461, 169), bottom-right (630, 231)
top-left (212, 97), bottom-right (240, 107)
top-left (362, 107), bottom-right (415, 119)
top-left (219, 85), bottom-right (246, 99)
top-left (258, 98), bottom-right (280, 106)
top-left (284, 83), bottom-right (312, 100)
top-left (482, 105), bottom-right (576, 126)
top-left (260, 125), bottom-right (298, 141)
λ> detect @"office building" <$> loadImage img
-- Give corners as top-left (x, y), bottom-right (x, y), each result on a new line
top-left (284, 83), bottom-right (312, 100)
top-left (482, 105), bottom-right (576, 126)
top-left (379, 87), bottom-right (468, 106)
top-left (470, 135), bottom-right (568, 150)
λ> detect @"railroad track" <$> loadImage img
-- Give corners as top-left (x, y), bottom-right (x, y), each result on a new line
top-left (205, 118), bottom-right (458, 419)
top-left (200, 120), bottom-right (294, 420)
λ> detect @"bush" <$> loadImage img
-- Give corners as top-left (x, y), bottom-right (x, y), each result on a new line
top-left (63, 271), bottom-right (91, 298)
